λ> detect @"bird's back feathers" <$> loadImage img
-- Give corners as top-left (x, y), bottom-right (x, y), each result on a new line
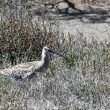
top-left (0, 61), bottom-right (44, 80)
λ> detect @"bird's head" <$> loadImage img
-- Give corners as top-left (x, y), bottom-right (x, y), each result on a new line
top-left (42, 46), bottom-right (66, 59)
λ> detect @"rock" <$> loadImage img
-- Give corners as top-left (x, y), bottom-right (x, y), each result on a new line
top-left (45, 0), bottom-right (91, 14)
top-left (56, 0), bottom-right (93, 4)
top-left (56, 1), bottom-right (69, 9)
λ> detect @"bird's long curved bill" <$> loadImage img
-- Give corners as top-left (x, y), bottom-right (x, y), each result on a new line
top-left (49, 50), bottom-right (66, 59)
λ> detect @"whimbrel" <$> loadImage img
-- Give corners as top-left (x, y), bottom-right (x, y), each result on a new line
top-left (0, 46), bottom-right (65, 84)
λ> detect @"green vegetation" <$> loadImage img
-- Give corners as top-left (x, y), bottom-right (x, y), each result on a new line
top-left (0, 0), bottom-right (110, 110)
top-left (0, 20), bottom-right (62, 68)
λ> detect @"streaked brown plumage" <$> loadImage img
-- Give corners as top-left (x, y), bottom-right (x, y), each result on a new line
top-left (0, 46), bottom-right (65, 84)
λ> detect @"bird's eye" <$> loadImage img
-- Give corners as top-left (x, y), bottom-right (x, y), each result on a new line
top-left (44, 48), bottom-right (48, 51)
top-left (48, 49), bottom-right (54, 53)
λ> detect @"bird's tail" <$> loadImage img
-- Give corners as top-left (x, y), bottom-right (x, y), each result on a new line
top-left (0, 69), bottom-right (25, 86)
top-left (5, 75), bottom-right (25, 86)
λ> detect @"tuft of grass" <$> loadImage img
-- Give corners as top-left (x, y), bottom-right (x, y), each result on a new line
top-left (0, 19), bottom-right (63, 68)
top-left (1, 0), bottom-right (110, 110)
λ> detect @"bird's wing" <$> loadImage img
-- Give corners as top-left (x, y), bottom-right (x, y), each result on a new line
top-left (0, 61), bottom-right (41, 79)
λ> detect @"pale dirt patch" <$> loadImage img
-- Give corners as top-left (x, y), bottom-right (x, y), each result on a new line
top-left (32, 2), bottom-right (110, 43)
top-left (59, 19), bottom-right (110, 42)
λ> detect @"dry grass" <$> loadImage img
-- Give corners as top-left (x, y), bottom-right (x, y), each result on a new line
top-left (0, 20), bottom-right (61, 68)
top-left (0, 0), bottom-right (110, 110)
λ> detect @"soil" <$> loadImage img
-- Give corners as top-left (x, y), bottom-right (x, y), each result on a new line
top-left (33, 4), bottom-right (110, 43)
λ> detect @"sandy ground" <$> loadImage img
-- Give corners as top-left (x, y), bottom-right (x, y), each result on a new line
top-left (33, 13), bottom-right (110, 43)
top-left (33, 4), bottom-right (110, 43)
top-left (59, 18), bottom-right (110, 42)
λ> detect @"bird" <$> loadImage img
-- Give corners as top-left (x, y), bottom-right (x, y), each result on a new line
top-left (0, 46), bottom-right (66, 85)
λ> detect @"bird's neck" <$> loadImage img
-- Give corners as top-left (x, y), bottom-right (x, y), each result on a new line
top-left (41, 53), bottom-right (49, 64)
